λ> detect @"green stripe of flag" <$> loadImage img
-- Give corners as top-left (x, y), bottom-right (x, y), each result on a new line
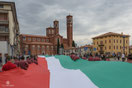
top-left (54, 55), bottom-right (132, 88)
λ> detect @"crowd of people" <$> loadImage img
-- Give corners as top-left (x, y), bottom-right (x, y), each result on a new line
top-left (71, 53), bottom-right (128, 62)
top-left (0, 55), bottom-right (38, 72)
top-left (0, 53), bottom-right (131, 72)
top-left (99, 53), bottom-right (127, 61)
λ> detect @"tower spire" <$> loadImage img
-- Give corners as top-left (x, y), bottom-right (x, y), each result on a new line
top-left (54, 20), bottom-right (59, 35)
top-left (66, 15), bottom-right (73, 47)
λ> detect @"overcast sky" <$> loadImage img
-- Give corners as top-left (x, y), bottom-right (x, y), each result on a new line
top-left (2, 0), bottom-right (132, 46)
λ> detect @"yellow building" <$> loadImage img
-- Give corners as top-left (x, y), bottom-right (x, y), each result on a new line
top-left (92, 32), bottom-right (130, 55)
top-left (129, 45), bottom-right (132, 54)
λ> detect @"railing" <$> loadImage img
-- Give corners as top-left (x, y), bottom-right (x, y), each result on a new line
top-left (99, 51), bottom-right (104, 54)
top-left (0, 28), bottom-right (9, 33)
top-left (0, 20), bottom-right (9, 24)
top-left (98, 43), bottom-right (104, 46)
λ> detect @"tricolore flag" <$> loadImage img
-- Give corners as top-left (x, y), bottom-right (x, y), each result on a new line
top-left (0, 55), bottom-right (132, 88)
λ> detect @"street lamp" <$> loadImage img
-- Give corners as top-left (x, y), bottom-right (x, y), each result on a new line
top-left (123, 35), bottom-right (125, 54)
top-left (10, 45), bottom-right (14, 58)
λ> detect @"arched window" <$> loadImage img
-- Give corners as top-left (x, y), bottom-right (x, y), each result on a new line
top-left (32, 45), bottom-right (35, 50)
top-left (117, 46), bottom-right (118, 49)
top-left (28, 37), bottom-right (31, 41)
top-left (46, 39), bottom-right (49, 42)
top-left (47, 46), bottom-right (49, 50)
top-left (25, 45), bottom-right (28, 50)
top-left (51, 46), bottom-right (53, 50)
top-left (42, 46), bottom-right (45, 52)
top-left (33, 38), bottom-right (36, 41)
top-left (49, 30), bottom-right (51, 34)
top-left (23, 36), bottom-right (26, 41)
top-left (42, 39), bottom-right (44, 42)
top-left (109, 46), bottom-right (111, 49)
top-left (52, 30), bottom-right (54, 34)
top-left (117, 40), bottom-right (118, 43)
top-left (38, 45), bottom-right (40, 50)
top-left (109, 40), bottom-right (111, 43)
top-left (37, 38), bottom-right (41, 42)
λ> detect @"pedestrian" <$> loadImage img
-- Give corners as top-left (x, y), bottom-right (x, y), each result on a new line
top-left (0, 54), bottom-right (2, 66)
top-left (33, 56), bottom-right (38, 65)
top-left (101, 54), bottom-right (104, 60)
top-left (19, 56), bottom-right (29, 70)
top-left (14, 57), bottom-right (20, 67)
top-left (100, 54), bottom-right (105, 61)
top-left (117, 54), bottom-right (120, 61)
top-left (26, 56), bottom-right (32, 64)
top-left (122, 53), bottom-right (125, 62)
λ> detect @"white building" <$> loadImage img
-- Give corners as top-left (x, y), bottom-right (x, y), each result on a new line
top-left (79, 45), bottom-right (93, 57)
top-left (64, 47), bottom-right (77, 55)
top-left (0, 1), bottom-right (20, 64)
top-left (63, 45), bottom-right (93, 57)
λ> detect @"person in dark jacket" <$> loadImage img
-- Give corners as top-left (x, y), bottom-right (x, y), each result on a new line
top-left (26, 56), bottom-right (32, 64)
top-left (14, 57), bottom-right (20, 67)
top-left (19, 56), bottom-right (29, 70)
top-left (0, 55), bottom-right (2, 66)
top-left (101, 54), bottom-right (106, 61)
top-left (33, 56), bottom-right (38, 65)
top-left (117, 54), bottom-right (120, 61)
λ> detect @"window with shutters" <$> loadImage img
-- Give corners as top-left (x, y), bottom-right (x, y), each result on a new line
top-left (117, 46), bottom-right (118, 49)
top-left (0, 13), bottom-right (8, 20)
top-left (109, 40), bottom-right (111, 43)
top-left (38, 45), bottom-right (40, 50)
top-left (25, 45), bottom-right (28, 50)
top-left (109, 46), bottom-right (111, 49)
top-left (23, 36), bottom-right (26, 41)
top-left (47, 46), bottom-right (49, 50)
top-left (0, 26), bottom-right (8, 32)
top-left (32, 45), bottom-right (35, 50)
top-left (0, 4), bottom-right (3, 8)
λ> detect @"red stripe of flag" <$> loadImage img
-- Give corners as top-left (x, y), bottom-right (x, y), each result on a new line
top-left (0, 57), bottom-right (50, 88)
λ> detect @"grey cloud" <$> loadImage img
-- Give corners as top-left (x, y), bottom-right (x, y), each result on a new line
top-left (1, 0), bottom-right (132, 46)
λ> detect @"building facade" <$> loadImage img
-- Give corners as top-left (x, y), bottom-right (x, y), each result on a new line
top-left (79, 45), bottom-right (93, 57)
top-left (63, 45), bottom-right (93, 57)
top-left (92, 32), bottom-right (130, 55)
top-left (64, 47), bottom-right (77, 55)
top-left (20, 15), bottom-right (73, 55)
top-left (0, 1), bottom-right (20, 64)
top-left (129, 45), bottom-right (132, 54)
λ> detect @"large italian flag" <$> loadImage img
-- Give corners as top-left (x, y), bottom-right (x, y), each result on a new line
top-left (0, 55), bottom-right (132, 88)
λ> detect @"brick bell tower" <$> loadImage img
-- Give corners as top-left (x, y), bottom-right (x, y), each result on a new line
top-left (54, 20), bottom-right (59, 35)
top-left (67, 15), bottom-right (73, 47)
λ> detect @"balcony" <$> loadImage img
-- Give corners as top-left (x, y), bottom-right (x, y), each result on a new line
top-left (0, 27), bottom-right (9, 36)
top-left (0, 32), bottom-right (9, 36)
top-left (98, 43), bottom-right (104, 46)
top-left (99, 50), bottom-right (104, 54)
top-left (0, 20), bottom-right (9, 24)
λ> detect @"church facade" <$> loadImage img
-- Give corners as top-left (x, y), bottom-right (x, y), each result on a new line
top-left (20, 15), bottom-right (73, 55)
